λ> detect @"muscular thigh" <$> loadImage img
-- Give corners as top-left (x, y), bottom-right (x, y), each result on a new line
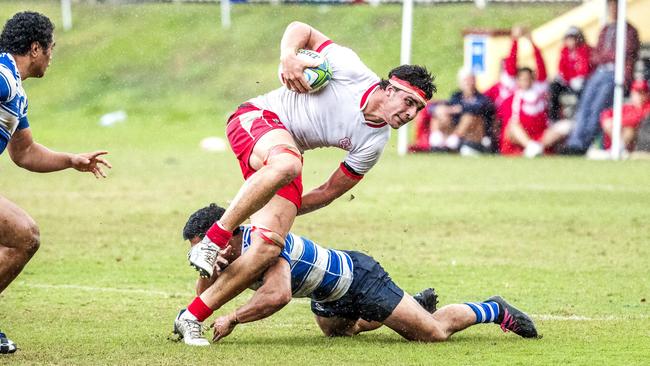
top-left (0, 194), bottom-right (37, 248)
top-left (382, 294), bottom-right (437, 341)
top-left (249, 194), bottom-right (297, 239)
top-left (314, 315), bottom-right (357, 337)
top-left (249, 129), bottom-right (300, 171)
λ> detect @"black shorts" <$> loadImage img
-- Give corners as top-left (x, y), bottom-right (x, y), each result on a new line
top-left (310, 251), bottom-right (404, 322)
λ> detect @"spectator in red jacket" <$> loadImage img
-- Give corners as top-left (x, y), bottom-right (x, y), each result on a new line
top-left (600, 79), bottom-right (650, 151)
top-left (499, 32), bottom-right (555, 158)
top-left (484, 29), bottom-right (520, 145)
top-left (548, 26), bottom-right (592, 122)
top-left (563, 0), bottom-right (640, 155)
top-left (408, 100), bottom-right (443, 152)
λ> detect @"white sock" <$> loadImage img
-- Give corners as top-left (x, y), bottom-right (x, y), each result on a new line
top-left (179, 309), bottom-right (198, 321)
top-left (524, 141), bottom-right (543, 158)
top-left (445, 134), bottom-right (460, 150)
top-left (429, 130), bottom-right (444, 147)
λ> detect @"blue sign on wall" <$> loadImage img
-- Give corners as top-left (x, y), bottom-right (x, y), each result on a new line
top-left (469, 36), bottom-right (487, 74)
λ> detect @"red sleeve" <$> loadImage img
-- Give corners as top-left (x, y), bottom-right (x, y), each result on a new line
top-left (558, 47), bottom-right (570, 81)
top-left (532, 43), bottom-right (547, 81)
top-left (483, 84), bottom-right (498, 102)
top-left (315, 39), bottom-right (333, 53)
top-left (574, 45), bottom-right (592, 78)
top-left (412, 104), bottom-right (433, 142)
top-left (417, 103), bottom-right (433, 125)
top-left (339, 162), bottom-right (363, 181)
top-left (600, 108), bottom-right (613, 123)
top-left (504, 39), bottom-right (518, 77)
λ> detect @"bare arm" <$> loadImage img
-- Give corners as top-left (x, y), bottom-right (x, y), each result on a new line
top-left (298, 164), bottom-right (361, 216)
top-left (8, 128), bottom-right (111, 177)
top-left (231, 259), bottom-right (292, 323)
top-left (212, 259), bottom-right (292, 341)
top-left (280, 21), bottom-right (330, 93)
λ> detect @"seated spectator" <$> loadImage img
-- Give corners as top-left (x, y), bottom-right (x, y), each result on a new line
top-left (562, 0), bottom-right (640, 155)
top-left (548, 26), bottom-right (592, 123)
top-left (600, 79), bottom-right (650, 151)
top-left (428, 69), bottom-right (495, 155)
top-left (631, 113), bottom-right (650, 158)
top-left (499, 32), bottom-right (554, 158)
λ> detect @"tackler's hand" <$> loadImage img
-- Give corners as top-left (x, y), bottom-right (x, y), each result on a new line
top-left (213, 245), bottom-right (232, 276)
top-left (211, 312), bottom-right (238, 342)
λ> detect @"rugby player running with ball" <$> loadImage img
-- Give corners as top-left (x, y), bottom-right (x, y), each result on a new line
top-left (175, 21), bottom-right (436, 344)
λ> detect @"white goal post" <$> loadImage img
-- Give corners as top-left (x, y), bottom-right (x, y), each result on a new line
top-left (397, 0), bottom-right (414, 156)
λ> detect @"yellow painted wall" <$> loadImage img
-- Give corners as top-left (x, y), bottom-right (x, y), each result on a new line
top-left (469, 0), bottom-right (650, 91)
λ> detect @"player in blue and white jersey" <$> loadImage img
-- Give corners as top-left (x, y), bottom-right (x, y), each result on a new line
top-left (0, 12), bottom-right (111, 354)
top-left (173, 204), bottom-right (539, 346)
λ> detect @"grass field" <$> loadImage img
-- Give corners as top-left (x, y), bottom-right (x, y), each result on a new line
top-left (1, 1), bottom-right (650, 365)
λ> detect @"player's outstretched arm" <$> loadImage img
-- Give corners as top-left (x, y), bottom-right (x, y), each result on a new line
top-left (8, 128), bottom-right (111, 178)
top-left (211, 259), bottom-right (292, 342)
top-left (280, 21), bottom-right (329, 93)
top-left (298, 164), bottom-right (361, 216)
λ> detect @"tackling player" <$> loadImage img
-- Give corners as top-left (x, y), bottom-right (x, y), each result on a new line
top-left (175, 204), bottom-right (539, 345)
top-left (178, 21), bottom-right (436, 339)
top-left (0, 12), bottom-right (111, 354)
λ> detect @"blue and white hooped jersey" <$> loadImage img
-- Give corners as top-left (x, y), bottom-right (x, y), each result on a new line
top-left (241, 225), bottom-right (354, 303)
top-left (0, 52), bottom-right (30, 155)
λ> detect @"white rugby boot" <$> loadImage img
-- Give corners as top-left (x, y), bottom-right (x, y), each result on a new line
top-left (173, 310), bottom-right (210, 346)
top-left (188, 237), bottom-right (219, 278)
top-left (0, 330), bottom-right (17, 354)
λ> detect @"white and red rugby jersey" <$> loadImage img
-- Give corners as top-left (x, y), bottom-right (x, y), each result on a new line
top-left (248, 41), bottom-right (388, 176)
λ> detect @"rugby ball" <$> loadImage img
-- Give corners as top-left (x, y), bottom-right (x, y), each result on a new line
top-left (279, 49), bottom-right (332, 93)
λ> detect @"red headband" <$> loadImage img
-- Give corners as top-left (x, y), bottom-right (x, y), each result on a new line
top-left (389, 76), bottom-right (428, 105)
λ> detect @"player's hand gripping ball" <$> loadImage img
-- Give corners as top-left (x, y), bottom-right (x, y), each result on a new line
top-left (279, 49), bottom-right (332, 93)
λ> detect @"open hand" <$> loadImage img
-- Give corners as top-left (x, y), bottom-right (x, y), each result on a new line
top-left (511, 26), bottom-right (527, 39)
top-left (71, 151), bottom-right (112, 178)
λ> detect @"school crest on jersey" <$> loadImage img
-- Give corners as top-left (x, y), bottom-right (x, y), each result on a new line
top-left (338, 137), bottom-right (352, 151)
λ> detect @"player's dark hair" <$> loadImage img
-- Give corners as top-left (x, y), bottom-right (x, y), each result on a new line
top-left (517, 67), bottom-right (534, 78)
top-left (0, 12), bottom-right (54, 55)
top-left (182, 203), bottom-right (241, 241)
top-left (379, 65), bottom-right (437, 100)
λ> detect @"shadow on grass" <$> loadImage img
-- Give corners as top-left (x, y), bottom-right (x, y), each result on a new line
top-left (205, 332), bottom-right (535, 348)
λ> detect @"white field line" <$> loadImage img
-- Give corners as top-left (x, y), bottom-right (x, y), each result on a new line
top-left (17, 283), bottom-right (649, 322)
top-left (385, 184), bottom-right (650, 194)
top-left (529, 314), bottom-right (650, 321)
top-left (20, 283), bottom-right (189, 298)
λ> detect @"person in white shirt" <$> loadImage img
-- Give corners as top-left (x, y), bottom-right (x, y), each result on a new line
top-left (176, 21), bottom-right (436, 345)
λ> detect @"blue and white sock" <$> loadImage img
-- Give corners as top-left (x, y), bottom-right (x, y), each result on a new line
top-left (465, 301), bottom-right (500, 323)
